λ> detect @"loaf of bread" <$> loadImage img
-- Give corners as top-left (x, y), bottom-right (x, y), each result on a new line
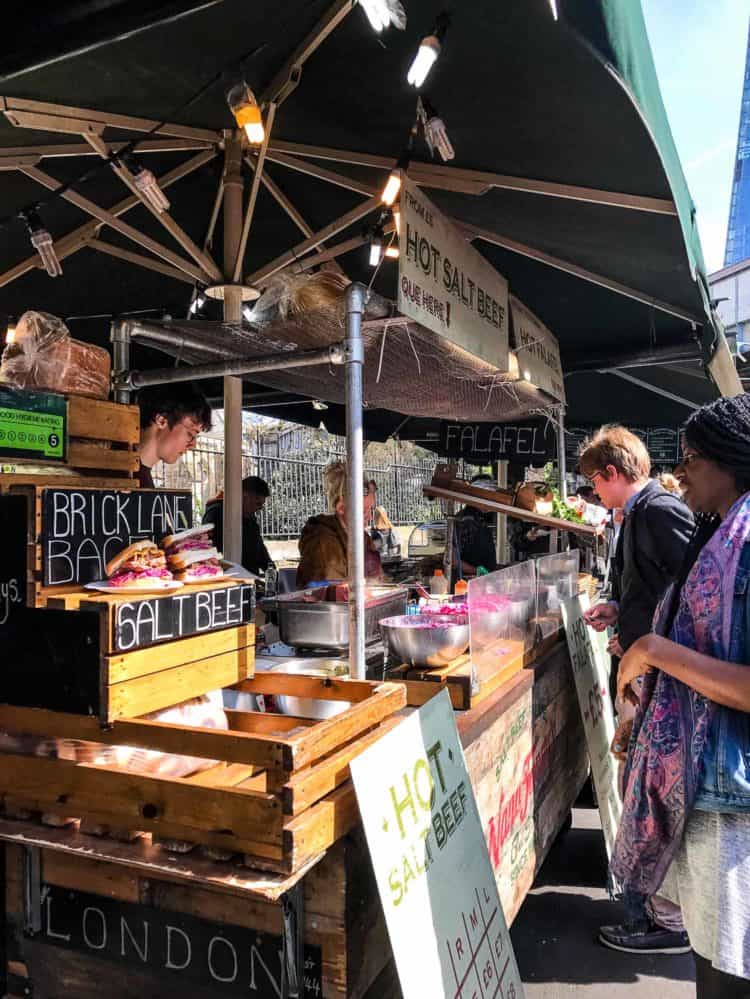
top-left (0, 310), bottom-right (110, 399)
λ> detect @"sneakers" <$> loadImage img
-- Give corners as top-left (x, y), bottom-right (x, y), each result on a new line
top-left (598, 919), bottom-right (691, 955)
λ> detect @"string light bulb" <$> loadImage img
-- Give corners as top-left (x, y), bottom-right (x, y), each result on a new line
top-left (358, 0), bottom-right (406, 32)
top-left (227, 82), bottom-right (265, 145)
top-left (124, 158), bottom-right (171, 213)
top-left (369, 232), bottom-right (384, 267)
top-left (189, 293), bottom-right (207, 316)
top-left (385, 245), bottom-right (399, 259)
top-left (22, 210), bottom-right (62, 278)
top-left (5, 318), bottom-right (16, 345)
top-left (407, 13), bottom-right (450, 88)
top-left (392, 206), bottom-right (401, 235)
top-left (419, 97), bottom-right (455, 162)
top-left (381, 149), bottom-right (410, 206)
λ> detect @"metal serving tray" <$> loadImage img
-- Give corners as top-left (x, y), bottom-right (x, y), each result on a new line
top-left (269, 586), bottom-right (408, 649)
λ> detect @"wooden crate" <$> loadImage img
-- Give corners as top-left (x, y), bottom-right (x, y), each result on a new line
top-left (0, 675), bottom-right (406, 874)
top-left (0, 396), bottom-right (140, 482)
top-left (1, 823), bottom-right (392, 999)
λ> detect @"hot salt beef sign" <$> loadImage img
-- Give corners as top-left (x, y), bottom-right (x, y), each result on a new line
top-left (398, 179), bottom-right (510, 372)
top-left (41, 487), bottom-right (192, 586)
top-left (509, 296), bottom-right (565, 404)
top-left (351, 690), bottom-right (525, 999)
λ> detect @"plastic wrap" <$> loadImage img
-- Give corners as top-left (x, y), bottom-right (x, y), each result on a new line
top-left (0, 310), bottom-right (111, 399)
top-left (252, 270), bottom-right (349, 322)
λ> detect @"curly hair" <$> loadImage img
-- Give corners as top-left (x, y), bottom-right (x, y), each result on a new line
top-left (683, 393), bottom-right (750, 494)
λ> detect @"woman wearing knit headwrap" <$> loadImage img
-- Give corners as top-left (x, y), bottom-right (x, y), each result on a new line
top-left (611, 393), bottom-right (750, 997)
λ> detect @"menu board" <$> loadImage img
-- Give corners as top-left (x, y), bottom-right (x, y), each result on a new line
top-left (440, 418), bottom-right (557, 465)
top-left (564, 425), bottom-right (681, 471)
top-left (41, 487), bottom-right (192, 586)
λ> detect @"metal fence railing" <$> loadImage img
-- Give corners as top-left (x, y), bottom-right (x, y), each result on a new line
top-left (153, 439), bottom-right (481, 539)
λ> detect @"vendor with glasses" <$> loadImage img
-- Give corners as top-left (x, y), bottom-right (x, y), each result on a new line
top-left (296, 460), bottom-right (382, 587)
top-left (136, 382), bottom-right (212, 489)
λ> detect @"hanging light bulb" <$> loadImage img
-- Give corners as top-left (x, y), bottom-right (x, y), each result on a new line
top-left (420, 98), bottom-right (455, 162)
top-left (385, 244), bottom-right (399, 259)
top-left (407, 13), bottom-right (450, 88)
top-left (227, 82), bottom-right (265, 145)
top-left (369, 233), bottom-right (384, 267)
top-left (120, 157), bottom-right (171, 213)
top-left (392, 206), bottom-right (401, 236)
top-left (381, 150), bottom-right (410, 206)
top-left (312, 399), bottom-right (328, 411)
top-left (189, 293), bottom-right (207, 316)
top-left (22, 210), bottom-right (62, 278)
top-left (5, 318), bottom-right (16, 345)
top-left (243, 305), bottom-right (255, 322)
top-left (358, 0), bottom-right (406, 32)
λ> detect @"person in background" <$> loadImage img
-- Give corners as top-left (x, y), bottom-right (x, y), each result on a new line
top-left (203, 476), bottom-right (273, 576)
top-left (371, 505), bottom-right (399, 557)
top-left (613, 394), bottom-right (750, 997)
top-left (136, 382), bottom-right (212, 488)
top-left (454, 475), bottom-right (498, 581)
top-left (659, 472), bottom-right (683, 496)
top-left (297, 461), bottom-right (381, 586)
top-left (579, 424), bottom-right (694, 956)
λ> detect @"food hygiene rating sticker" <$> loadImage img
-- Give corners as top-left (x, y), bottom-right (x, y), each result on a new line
top-left (350, 690), bottom-right (525, 999)
top-left (0, 388), bottom-right (66, 461)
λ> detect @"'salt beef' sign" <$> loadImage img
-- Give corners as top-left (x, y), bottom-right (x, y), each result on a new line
top-left (398, 179), bottom-right (509, 372)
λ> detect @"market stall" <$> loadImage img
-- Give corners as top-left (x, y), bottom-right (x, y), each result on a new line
top-left (0, 2), bottom-right (735, 997)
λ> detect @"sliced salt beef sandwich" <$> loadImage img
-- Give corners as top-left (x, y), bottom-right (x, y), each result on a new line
top-left (161, 524), bottom-right (223, 581)
top-left (105, 539), bottom-right (173, 588)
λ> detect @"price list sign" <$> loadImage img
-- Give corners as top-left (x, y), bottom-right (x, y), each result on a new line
top-left (351, 691), bottom-right (525, 999)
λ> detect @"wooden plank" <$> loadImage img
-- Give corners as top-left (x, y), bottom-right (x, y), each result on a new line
top-left (105, 625), bottom-right (255, 682)
top-left (285, 683), bottom-right (406, 770)
top-left (67, 398), bottom-right (140, 445)
top-left (225, 709), bottom-right (316, 734)
top-left (65, 441), bottom-right (139, 473)
top-left (0, 754), bottom-right (283, 845)
top-left (104, 647), bottom-right (254, 721)
top-left (401, 678), bottom-right (466, 710)
top-left (0, 706), bottom-right (288, 769)
top-left (283, 716), bottom-right (403, 815)
top-left (233, 674), bottom-right (378, 704)
top-left (42, 849), bottom-right (140, 901)
top-left (282, 783), bottom-right (359, 870)
top-left (1, 473), bottom-right (130, 491)
top-left (181, 763), bottom-right (263, 789)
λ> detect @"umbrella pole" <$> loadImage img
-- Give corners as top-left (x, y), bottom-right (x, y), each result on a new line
top-left (222, 131), bottom-right (244, 564)
top-left (345, 282), bottom-right (366, 680)
top-left (557, 405), bottom-right (567, 501)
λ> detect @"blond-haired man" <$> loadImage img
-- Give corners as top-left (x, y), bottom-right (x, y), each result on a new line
top-left (579, 425), bottom-right (694, 956)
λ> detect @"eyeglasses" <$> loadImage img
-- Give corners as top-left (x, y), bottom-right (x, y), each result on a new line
top-left (587, 471), bottom-right (603, 485)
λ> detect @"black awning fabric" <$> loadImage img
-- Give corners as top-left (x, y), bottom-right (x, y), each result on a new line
top-left (0, 0), bottom-right (718, 428)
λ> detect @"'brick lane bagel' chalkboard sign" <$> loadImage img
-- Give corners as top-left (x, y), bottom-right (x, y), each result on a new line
top-left (41, 487), bottom-right (192, 586)
top-left (113, 583), bottom-right (256, 652)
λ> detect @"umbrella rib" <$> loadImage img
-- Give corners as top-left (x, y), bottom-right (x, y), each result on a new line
top-left (265, 149), bottom-right (378, 198)
top-left (456, 219), bottom-right (702, 325)
top-left (88, 239), bottom-right (195, 284)
top-left (83, 131), bottom-right (222, 282)
top-left (0, 149), bottom-right (216, 289)
top-left (20, 164), bottom-right (212, 284)
top-left (232, 102), bottom-right (277, 283)
top-left (246, 195), bottom-right (382, 286)
top-left (246, 155), bottom-right (346, 276)
top-left (268, 139), bottom-right (677, 215)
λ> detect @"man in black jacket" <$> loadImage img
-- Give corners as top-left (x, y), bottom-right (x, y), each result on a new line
top-left (579, 425), bottom-right (694, 956)
top-left (203, 476), bottom-right (273, 576)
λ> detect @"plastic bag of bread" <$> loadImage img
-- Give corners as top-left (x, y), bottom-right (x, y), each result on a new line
top-left (0, 310), bottom-right (111, 399)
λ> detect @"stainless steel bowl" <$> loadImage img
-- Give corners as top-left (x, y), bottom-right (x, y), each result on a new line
top-left (269, 658), bottom-right (351, 719)
top-left (380, 614), bottom-right (470, 668)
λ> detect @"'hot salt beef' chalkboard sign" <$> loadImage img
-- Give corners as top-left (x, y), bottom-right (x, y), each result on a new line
top-left (113, 583), bottom-right (256, 652)
top-left (41, 487), bottom-right (193, 586)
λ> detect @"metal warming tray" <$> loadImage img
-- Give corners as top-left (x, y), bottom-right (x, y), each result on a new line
top-left (264, 586), bottom-right (408, 649)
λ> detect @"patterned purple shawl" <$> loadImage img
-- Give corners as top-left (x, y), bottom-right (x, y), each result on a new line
top-left (610, 492), bottom-right (750, 897)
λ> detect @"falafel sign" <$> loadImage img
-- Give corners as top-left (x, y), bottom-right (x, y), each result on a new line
top-left (398, 179), bottom-right (509, 371)
top-left (351, 690), bottom-right (524, 999)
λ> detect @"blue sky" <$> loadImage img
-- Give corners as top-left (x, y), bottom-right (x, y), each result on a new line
top-left (643, 0), bottom-right (750, 274)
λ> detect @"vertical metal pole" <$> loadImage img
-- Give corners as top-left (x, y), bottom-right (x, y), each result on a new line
top-left (557, 406), bottom-right (567, 501)
top-left (111, 319), bottom-right (132, 405)
top-left (495, 459), bottom-right (508, 565)
top-left (345, 283), bottom-right (366, 679)
top-left (223, 130), bottom-right (244, 563)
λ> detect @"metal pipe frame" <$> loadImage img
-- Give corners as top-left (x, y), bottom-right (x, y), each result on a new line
top-left (344, 282), bottom-right (367, 680)
top-left (111, 319), bottom-right (132, 405)
top-left (120, 344), bottom-right (344, 389)
top-left (114, 317), bottom-right (237, 357)
top-left (556, 407), bottom-right (567, 500)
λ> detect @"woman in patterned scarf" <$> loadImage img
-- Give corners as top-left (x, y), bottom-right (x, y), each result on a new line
top-left (612, 393), bottom-right (750, 998)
